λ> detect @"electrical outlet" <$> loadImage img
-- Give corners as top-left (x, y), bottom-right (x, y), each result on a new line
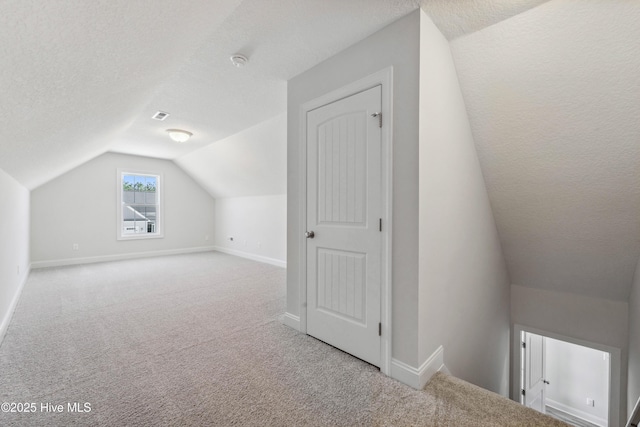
top-left (586, 398), bottom-right (594, 407)
top-left (204, 235), bottom-right (209, 241)
top-left (17, 265), bottom-right (20, 275)
top-left (72, 243), bottom-right (79, 251)
top-left (257, 241), bottom-right (262, 248)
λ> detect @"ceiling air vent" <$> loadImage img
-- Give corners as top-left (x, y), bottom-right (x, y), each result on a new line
top-left (152, 111), bottom-right (170, 121)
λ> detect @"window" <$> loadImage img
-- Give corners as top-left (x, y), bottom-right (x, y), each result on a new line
top-left (117, 170), bottom-right (163, 240)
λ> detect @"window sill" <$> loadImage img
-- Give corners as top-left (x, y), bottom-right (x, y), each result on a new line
top-left (117, 233), bottom-right (164, 241)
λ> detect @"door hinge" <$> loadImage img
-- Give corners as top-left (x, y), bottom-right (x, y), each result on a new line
top-left (522, 342), bottom-right (526, 349)
top-left (371, 112), bottom-right (382, 128)
top-left (379, 218), bottom-right (382, 232)
top-left (521, 389), bottom-right (526, 396)
top-left (378, 322), bottom-right (382, 336)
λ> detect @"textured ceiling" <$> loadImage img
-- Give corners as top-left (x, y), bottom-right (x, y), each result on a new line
top-left (451, 0), bottom-right (640, 301)
top-left (420, 0), bottom-right (550, 40)
top-left (0, 0), bottom-right (244, 189)
top-left (1, 0), bottom-right (422, 189)
top-left (1, 0), bottom-right (545, 190)
top-left (175, 114), bottom-right (286, 199)
top-left (109, 0), bottom-right (420, 160)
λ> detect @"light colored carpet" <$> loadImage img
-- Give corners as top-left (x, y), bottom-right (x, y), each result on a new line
top-left (0, 251), bottom-right (568, 426)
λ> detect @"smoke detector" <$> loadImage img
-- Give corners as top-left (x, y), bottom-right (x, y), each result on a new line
top-left (230, 54), bottom-right (248, 68)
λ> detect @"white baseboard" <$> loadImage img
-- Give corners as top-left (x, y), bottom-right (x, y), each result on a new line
top-left (282, 312), bottom-right (300, 330)
top-left (391, 345), bottom-right (447, 390)
top-left (628, 395), bottom-right (640, 427)
top-left (546, 398), bottom-right (607, 427)
top-left (212, 246), bottom-right (286, 268)
top-left (0, 264), bottom-right (31, 347)
top-left (31, 246), bottom-right (217, 269)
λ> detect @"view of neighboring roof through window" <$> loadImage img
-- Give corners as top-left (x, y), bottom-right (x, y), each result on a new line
top-left (118, 171), bottom-right (162, 240)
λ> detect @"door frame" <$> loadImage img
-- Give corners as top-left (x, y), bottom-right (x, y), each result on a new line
top-left (297, 67), bottom-right (393, 375)
top-left (513, 324), bottom-right (620, 427)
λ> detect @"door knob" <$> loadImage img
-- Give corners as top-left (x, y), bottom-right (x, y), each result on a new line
top-left (543, 380), bottom-right (550, 385)
top-left (305, 231), bottom-right (315, 239)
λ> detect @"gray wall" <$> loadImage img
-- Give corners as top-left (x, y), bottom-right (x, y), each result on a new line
top-left (31, 152), bottom-right (215, 264)
top-left (417, 10), bottom-right (511, 395)
top-left (546, 338), bottom-right (609, 425)
top-left (214, 195), bottom-right (286, 266)
top-left (629, 257), bottom-right (640, 419)
top-left (0, 168), bottom-right (30, 343)
top-left (176, 114), bottom-right (287, 266)
top-left (287, 11), bottom-right (421, 366)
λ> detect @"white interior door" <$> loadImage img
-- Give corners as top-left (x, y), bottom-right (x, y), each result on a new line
top-left (524, 332), bottom-right (547, 413)
top-left (306, 85), bottom-right (382, 367)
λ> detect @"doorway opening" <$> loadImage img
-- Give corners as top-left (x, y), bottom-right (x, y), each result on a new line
top-left (520, 330), bottom-right (610, 427)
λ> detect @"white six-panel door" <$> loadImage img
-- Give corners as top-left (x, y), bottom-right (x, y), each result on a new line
top-left (306, 85), bottom-right (382, 367)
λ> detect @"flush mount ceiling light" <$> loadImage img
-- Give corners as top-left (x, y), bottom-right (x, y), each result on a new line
top-left (166, 129), bottom-right (193, 143)
top-left (230, 53), bottom-right (248, 68)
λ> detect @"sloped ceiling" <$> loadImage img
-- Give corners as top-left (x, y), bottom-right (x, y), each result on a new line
top-left (450, 0), bottom-right (640, 301)
top-left (1, 0), bottom-right (553, 191)
top-left (420, 0), bottom-right (550, 40)
top-left (175, 114), bottom-right (286, 199)
top-left (0, 0), bottom-right (420, 190)
top-left (0, 0), bottom-right (244, 189)
top-left (110, 0), bottom-right (421, 162)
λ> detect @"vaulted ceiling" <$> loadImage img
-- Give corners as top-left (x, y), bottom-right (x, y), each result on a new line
top-left (450, 0), bottom-right (640, 301)
top-left (1, 0), bottom-right (550, 190)
top-left (1, 0), bottom-right (420, 190)
top-left (1, 0), bottom-right (638, 302)
top-left (0, 0), bottom-right (244, 189)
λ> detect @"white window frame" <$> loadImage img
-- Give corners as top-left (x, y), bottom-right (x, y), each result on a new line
top-left (117, 169), bottom-right (164, 240)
